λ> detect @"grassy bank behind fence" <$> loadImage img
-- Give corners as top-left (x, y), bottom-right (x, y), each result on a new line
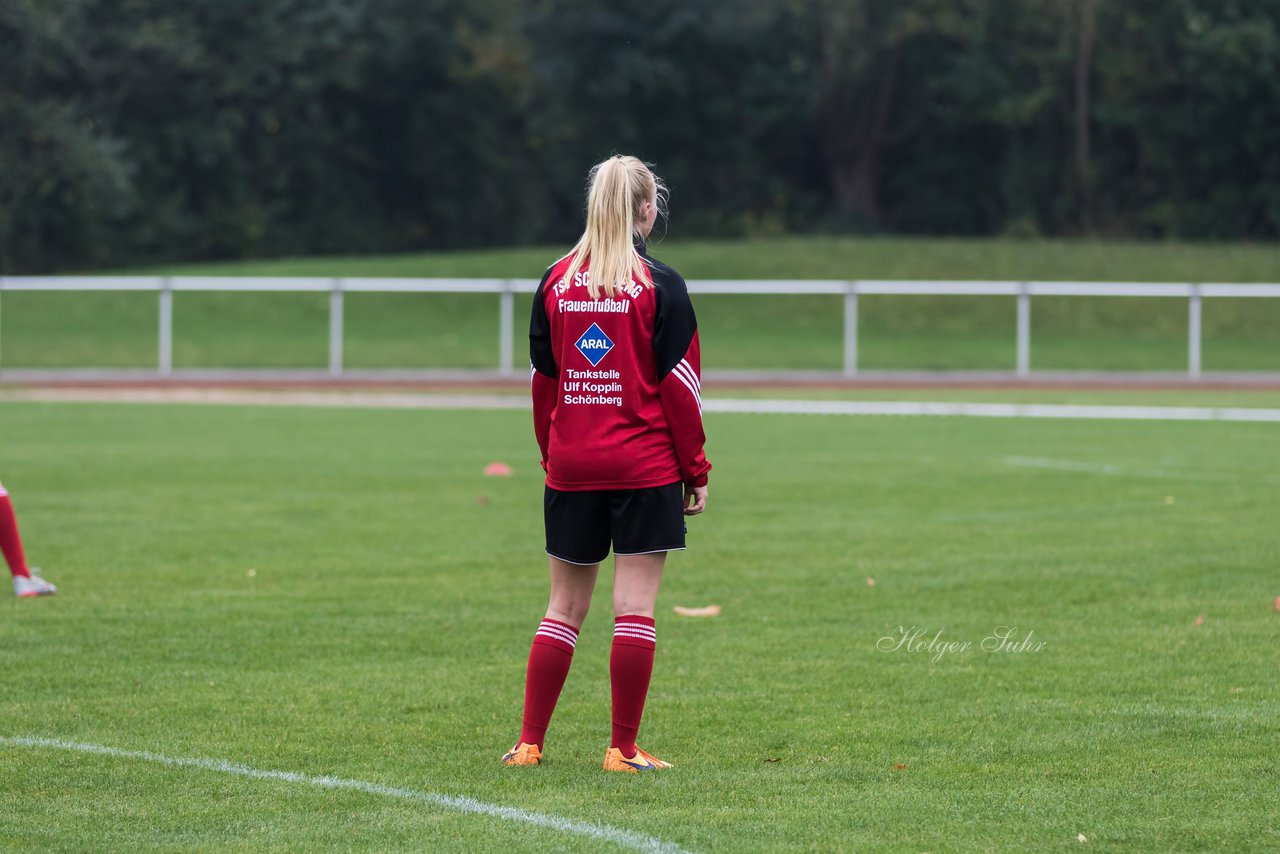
top-left (2, 237), bottom-right (1277, 372)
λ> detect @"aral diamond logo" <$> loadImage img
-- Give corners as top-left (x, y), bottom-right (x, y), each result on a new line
top-left (574, 322), bottom-right (614, 367)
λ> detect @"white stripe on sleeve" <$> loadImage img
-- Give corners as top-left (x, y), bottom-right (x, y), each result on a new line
top-left (668, 365), bottom-right (702, 412)
top-left (677, 359), bottom-right (700, 391)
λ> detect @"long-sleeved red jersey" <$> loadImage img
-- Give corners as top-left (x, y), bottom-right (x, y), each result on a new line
top-left (530, 241), bottom-right (711, 492)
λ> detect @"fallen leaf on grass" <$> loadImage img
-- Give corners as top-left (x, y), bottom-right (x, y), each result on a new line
top-left (764, 758), bottom-right (782, 763)
top-left (1273, 596), bottom-right (1280, 612)
top-left (483, 461), bottom-right (513, 476)
top-left (1193, 614), bottom-right (1205, 626)
top-left (673, 605), bottom-right (721, 617)
top-left (866, 577), bottom-right (876, 587)
top-left (894, 763), bottom-right (907, 770)
top-left (477, 495), bottom-right (491, 505)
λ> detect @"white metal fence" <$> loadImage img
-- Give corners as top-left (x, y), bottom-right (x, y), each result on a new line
top-left (2, 276), bottom-right (1279, 378)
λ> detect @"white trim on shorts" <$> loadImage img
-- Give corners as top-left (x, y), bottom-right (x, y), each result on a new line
top-left (612, 546), bottom-right (688, 556)
top-left (545, 550), bottom-right (608, 566)
top-left (547, 546), bottom-right (687, 563)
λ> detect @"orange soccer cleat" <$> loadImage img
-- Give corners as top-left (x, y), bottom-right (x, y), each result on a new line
top-left (602, 746), bottom-right (672, 773)
top-left (501, 742), bottom-right (542, 766)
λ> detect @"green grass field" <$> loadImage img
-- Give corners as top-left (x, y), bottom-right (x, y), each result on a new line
top-left (2, 401), bottom-right (1277, 852)
top-left (2, 237), bottom-right (1277, 373)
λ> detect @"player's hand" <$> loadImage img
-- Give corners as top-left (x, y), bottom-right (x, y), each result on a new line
top-left (684, 484), bottom-right (707, 516)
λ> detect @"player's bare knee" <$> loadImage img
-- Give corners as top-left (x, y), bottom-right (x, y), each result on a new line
top-left (546, 596), bottom-right (590, 627)
top-left (612, 595), bottom-right (656, 619)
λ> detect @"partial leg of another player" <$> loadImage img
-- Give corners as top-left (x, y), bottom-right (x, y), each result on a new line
top-left (603, 552), bottom-right (671, 772)
top-left (502, 557), bottom-right (599, 765)
top-left (0, 482), bottom-right (56, 598)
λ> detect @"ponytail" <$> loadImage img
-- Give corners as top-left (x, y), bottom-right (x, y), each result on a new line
top-left (561, 155), bottom-right (663, 300)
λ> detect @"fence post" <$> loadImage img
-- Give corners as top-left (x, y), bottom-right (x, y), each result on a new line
top-left (1016, 283), bottom-right (1031, 378)
top-left (1188, 284), bottom-right (1202, 379)
top-left (329, 278), bottom-right (344, 377)
top-left (158, 277), bottom-right (173, 377)
top-left (843, 281), bottom-right (859, 378)
top-left (499, 281), bottom-right (515, 376)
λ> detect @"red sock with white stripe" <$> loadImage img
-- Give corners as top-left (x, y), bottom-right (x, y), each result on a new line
top-left (610, 615), bottom-right (657, 759)
top-left (518, 618), bottom-right (579, 750)
top-left (0, 488), bottom-right (31, 579)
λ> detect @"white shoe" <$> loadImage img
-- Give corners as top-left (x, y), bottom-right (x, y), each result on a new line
top-left (14, 568), bottom-right (57, 598)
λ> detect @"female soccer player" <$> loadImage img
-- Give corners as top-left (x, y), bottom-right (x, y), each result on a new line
top-left (1, 481), bottom-right (57, 597)
top-left (503, 155), bottom-right (711, 773)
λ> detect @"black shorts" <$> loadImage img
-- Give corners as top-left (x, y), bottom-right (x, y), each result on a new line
top-left (544, 482), bottom-right (687, 565)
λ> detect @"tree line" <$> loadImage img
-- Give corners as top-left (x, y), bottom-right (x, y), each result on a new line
top-left (2, 0), bottom-right (1277, 273)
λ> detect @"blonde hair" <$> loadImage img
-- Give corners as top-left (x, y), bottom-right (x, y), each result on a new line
top-left (562, 155), bottom-right (666, 299)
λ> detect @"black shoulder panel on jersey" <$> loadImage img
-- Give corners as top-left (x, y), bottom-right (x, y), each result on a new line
top-left (648, 256), bottom-right (697, 381)
top-left (529, 266), bottom-right (558, 378)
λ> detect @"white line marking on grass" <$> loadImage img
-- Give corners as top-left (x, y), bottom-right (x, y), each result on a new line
top-left (704, 399), bottom-right (1280, 422)
top-left (0, 388), bottom-right (532, 410)
top-left (1002, 456), bottom-right (1234, 482)
top-left (0, 736), bottom-right (692, 854)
